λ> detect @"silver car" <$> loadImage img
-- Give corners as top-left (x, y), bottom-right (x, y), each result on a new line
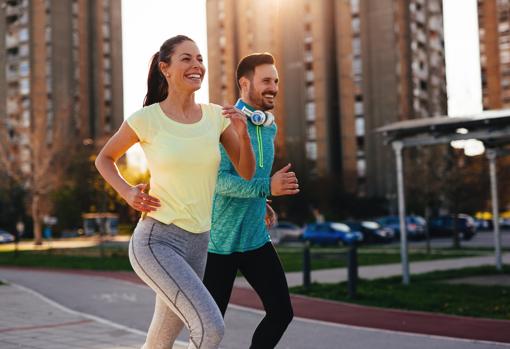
top-left (269, 221), bottom-right (303, 244)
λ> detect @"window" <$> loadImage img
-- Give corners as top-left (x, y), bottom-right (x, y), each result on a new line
top-left (19, 61), bottom-right (29, 77)
top-left (350, 0), bottom-right (359, 13)
top-left (20, 78), bottom-right (30, 94)
top-left (352, 37), bottom-right (361, 56)
top-left (353, 58), bottom-right (362, 75)
top-left (19, 28), bottom-right (29, 41)
top-left (352, 17), bottom-right (360, 33)
top-left (306, 85), bottom-right (315, 100)
top-left (307, 124), bottom-right (316, 140)
top-left (357, 159), bottom-right (366, 177)
top-left (355, 117), bottom-right (365, 136)
top-left (102, 23), bottom-right (110, 39)
top-left (306, 102), bottom-right (316, 120)
top-left (355, 101), bottom-right (363, 116)
top-left (19, 43), bottom-right (28, 56)
top-left (306, 141), bottom-right (318, 160)
top-left (306, 70), bottom-right (314, 82)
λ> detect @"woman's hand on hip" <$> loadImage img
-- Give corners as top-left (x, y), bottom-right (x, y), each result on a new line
top-left (124, 183), bottom-right (161, 212)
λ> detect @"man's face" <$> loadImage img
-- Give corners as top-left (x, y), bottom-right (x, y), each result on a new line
top-left (247, 64), bottom-right (279, 111)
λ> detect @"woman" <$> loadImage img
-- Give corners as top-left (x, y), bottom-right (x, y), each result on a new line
top-left (95, 35), bottom-right (255, 349)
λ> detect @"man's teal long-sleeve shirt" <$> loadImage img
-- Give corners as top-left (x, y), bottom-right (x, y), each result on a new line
top-left (208, 120), bottom-right (277, 254)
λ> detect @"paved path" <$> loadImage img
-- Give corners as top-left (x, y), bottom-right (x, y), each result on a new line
top-left (1, 266), bottom-right (510, 348)
top-left (0, 283), bottom-right (164, 349)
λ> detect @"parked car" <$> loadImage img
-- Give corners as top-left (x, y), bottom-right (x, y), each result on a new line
top-left (377, 215), bottom-right (427, 240)
top-left (428, 214), bottom-right (477, 240)
top-left (303, 222), bottom-right (363, 246)
top-left (269, 221), bottom-right (302, 244)
top-left (344, 220), bottom-right (395, 243)
top-left (0, 230), bottom-right (15, 244)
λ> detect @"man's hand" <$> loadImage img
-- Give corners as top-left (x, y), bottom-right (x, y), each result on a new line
top-left (265, 202), bottom-right (278, 228)
top-left (270, 164), bottom-right (299, 196)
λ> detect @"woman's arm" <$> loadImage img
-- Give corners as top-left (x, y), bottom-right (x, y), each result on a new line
top-left (95, 121), bottom-right (160, 212)
top-left (220, 105), bottom-right (256, 180)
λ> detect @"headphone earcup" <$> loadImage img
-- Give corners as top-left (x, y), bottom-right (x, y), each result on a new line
top-left (250, 110), bottom-right (266, 126)
top-left (263, 112), bottom-right (274, 127)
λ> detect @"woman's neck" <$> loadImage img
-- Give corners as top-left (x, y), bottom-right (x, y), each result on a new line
top-left (160, 89), bottom-right (201, 121)
top-left (161, 90), bottom-right (198, 114)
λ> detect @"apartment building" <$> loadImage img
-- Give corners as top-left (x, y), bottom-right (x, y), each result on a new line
top-left (206, 0), bottom-right (447, 199)
top-left (1, 0), bottom-right (123, 177)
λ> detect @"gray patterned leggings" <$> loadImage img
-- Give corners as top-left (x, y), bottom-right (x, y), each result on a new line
top-left (129, 217), bottom-right (224, 349)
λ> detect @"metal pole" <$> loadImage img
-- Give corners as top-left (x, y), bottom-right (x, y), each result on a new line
top-left (487, 149), bottom-right (502, 270)
top-left (303, 241), bottom-right (311, 289)
top-left (393, 141), bottom-right (409, 285)
top-left (347, 244), bottom-right (358, 299)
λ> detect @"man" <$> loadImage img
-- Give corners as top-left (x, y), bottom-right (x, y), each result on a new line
top-left (204, 53), bottom-right (299, 349)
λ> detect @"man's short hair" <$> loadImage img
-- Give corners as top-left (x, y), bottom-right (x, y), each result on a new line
top-left (236, 52), bottom-right (275, 89)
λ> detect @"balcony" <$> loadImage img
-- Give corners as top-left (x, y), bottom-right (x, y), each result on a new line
top-left (6, 34), bottom-right (19, 48)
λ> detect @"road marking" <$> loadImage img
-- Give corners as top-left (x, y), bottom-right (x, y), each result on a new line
top-left (0, 319), bottom-right (93, 333)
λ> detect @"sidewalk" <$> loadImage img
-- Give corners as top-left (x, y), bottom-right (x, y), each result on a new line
top-left (235, 252), bottom-right (510, 288)
top-left (1, 253), bottom-right (510, 347)
top-left (0, 282), bottom-right (186, 349)
top-left (23, 252), bottom-right (510, 344)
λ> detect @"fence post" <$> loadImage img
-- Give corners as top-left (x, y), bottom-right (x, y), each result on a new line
top-left (303, 241), bottom-right (311, 289)
top-left (347, 243), bottom-right (358, 299)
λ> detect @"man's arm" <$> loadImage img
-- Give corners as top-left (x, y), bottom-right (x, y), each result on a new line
top-left (216, 146), bottom-right (270, 198)
top-left (216, 147), bottom-right (300, 199)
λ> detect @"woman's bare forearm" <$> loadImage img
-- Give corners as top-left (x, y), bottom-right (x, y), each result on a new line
top-left (95, 154), bottom-right (132, 200)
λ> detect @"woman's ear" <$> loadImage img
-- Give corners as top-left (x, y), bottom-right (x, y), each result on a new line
top-left (159, 62), bottom-right (170, 78)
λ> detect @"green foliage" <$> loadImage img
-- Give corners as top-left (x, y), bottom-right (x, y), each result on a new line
top-left (0, 178), bottom-right (30, 233)
top-left (290, 266), bottom-right (510, 320)
top-left (50, 148), bottom-right (150, 232)
top-left (0, 251), bottom-right (132, 271)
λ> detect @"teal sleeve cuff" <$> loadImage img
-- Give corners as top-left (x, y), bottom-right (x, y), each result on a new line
top-left (216, 172), bottom-right (270, 198)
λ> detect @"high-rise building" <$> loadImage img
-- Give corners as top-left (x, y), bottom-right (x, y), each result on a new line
top-left (478, 0), bottom-right (510, 109)
top-left (206, 0), bottom-right (447, 199)
top-left (1, 0), bottom-right (123, 177)
top-left (206, 0), bottom-right (287, 158)
top-left (360, 0), bottom-right (447, 198)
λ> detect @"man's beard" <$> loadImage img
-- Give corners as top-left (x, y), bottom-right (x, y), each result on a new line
top-left (248, 85), bottom-right (275, 111)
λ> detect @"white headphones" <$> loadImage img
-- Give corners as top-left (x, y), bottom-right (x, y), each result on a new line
top-left (235, 99), bottom-right (274, 127)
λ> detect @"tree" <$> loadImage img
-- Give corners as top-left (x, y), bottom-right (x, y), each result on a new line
top-left (0, 101), bottom-right (73, 244)
top-left (51, 149), bottom-right (150, 233)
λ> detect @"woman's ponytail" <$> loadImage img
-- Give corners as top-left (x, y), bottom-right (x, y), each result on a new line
top-left (143, 52), bottom-right (168, 107)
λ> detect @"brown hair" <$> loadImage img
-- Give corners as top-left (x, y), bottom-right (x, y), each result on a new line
top-left (235, 52), bottom-right (275, 89)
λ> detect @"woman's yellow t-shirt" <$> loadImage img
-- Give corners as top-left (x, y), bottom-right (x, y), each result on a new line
top-left (126, 102), bottom-right (230, 233)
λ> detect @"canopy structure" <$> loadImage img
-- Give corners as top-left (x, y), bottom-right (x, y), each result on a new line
top-left (378, 109), bottom-right (510, 284)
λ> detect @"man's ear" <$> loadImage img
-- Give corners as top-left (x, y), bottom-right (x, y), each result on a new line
top-left (239, 76), bottom-right (250, 91)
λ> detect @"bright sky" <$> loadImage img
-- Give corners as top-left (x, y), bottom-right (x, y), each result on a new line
top-left (121, 0), bottom-right (208, 169)
top-left (443, 0), bottom-right (483, 116)
top-left (121, 0), bottom-right (483, 166)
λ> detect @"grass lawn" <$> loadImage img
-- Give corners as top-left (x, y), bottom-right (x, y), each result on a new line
top-left (0, 250), bottom-right (133, 271)
top-left (0, 244), bottom-right (487, 273)
top-left (276, 246), bottom-right (485, 272)
top-left (290, 266), bottom-right (510, 320)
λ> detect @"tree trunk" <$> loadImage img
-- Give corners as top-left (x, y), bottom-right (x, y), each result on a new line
top-left (32, 194), bottom-right (43, 245)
